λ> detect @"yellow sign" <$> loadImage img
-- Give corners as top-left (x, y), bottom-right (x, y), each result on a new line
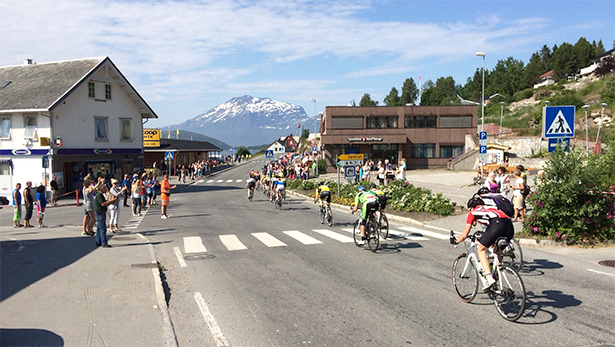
top-left (143, 128), bottom-right (161, 141)
top-left (338, 154), bottom-right (364, 160)
top-left (39, 137), bottom-right (50, 146)
top-left (143, 141), bottom-right (160, 147)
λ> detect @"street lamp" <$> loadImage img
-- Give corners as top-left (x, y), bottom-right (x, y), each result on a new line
top-left (499, 101), bottom-right (505, 138)
top-left (596, 102), bottom-right (608, 146)
top-left (310, 97), bottom-right (317, 134)
top-left (476, 52), bottom-right (486, 133)
top-left (582, 104), bottom-right (590, 156)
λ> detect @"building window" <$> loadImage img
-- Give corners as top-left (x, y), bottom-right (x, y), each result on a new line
top-left (95, 117), bottom-right (108, 140)
top-left (0, 117), bottom-right (11, 139)
top-left (440, 116), bottom-right (472, 128)
top-left (0, 162), bottom-right (11, 175)
top-left (105, 84), bottom-right (112, 100)
top-left (373, 144), bottom-right (397, 150)
top-left (439, 145), bottom-right (464, 158)
top-left (405, 116), bottom-right (436, 128)
top-left (331, 117), bottom-right (363, 129)
top-left (23, 116), bottom-right (37, 139)
top-left (120, 118), bottom-right (133, 140)
top-left (88, 82), bottom-right (95, 98)
top-left (412, 143), bottom-right (436, 158)
top-left (367, 116), bottom-right (398, 129)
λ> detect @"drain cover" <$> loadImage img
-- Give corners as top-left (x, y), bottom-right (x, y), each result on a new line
top-left (184, 254), bottom-right (216, 261)
top-left (111, 236), bottom-right (136, 241)
top-left (598, 260), bottom-right (615, 268)
top-left (131, 263), bottom-right (158, 269)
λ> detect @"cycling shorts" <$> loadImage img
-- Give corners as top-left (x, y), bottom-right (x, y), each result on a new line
top-left (360, 201), bottom-right (379, 225)
top-left (320, 191), bottom-right (331, 203)
top-left (276, 184), bottom-right (285, 191)
top-left (248, 181), bottom-right (256, 189)
top-left (479, 217), bottom-right (514, 248)
top-left (377, 195), bottom-right (387, 210)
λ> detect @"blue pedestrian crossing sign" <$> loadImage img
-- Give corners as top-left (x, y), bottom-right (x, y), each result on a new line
top-left (543, 106), bottom-right (575, 138)
top-left (265, 150), bottom-right (274, 158)
top-left (165, 151), bottom-right (175, 160)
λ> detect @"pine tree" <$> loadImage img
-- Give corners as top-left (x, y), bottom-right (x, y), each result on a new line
top-left (383, 87), bottom-right (401, 106)
top-left (400, 78), bottom-right (419, 105)
top-left (359, 93), bottom-right (378, 106)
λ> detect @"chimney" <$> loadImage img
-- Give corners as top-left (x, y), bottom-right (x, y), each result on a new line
top-left (24, 58), bottom-right (33, 65)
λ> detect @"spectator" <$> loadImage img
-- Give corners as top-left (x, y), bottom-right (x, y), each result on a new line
top-left (396, 158), bottom-right (407, 181)
top-left (312, 160), bottom-right (318, 178)
top-left (23, 181), bottom-right (34, 228)
top-left (384, 159), bottom-right (394, 185)
top-left (131, 176), bottom-right (142, 216)
top-left (94, 180), bottom-right (117, 248)
top-left (35, 184), bottom-right (47, 228)
top-left (512, 170), bottom-right (526, 222)
top-left (484, 171), bottom-right (499, 193)
top-left (516, 165), bottom-right (527, 180)
top-left (50, 175), bottom-right (59, 206)
top-left (82, 179), bottom-right (98, 236)
top-left (12, 182), bottom-right (23, 228)
top-left (108, 178), bottom-right (126, 232)
top-left (160, 174), bottom-right (177, 219)
top-left (362, 161), bottom-right (371, 182)
top-left (496, 166), bottom-right (510, 198)
top-left (377, 162), bottom-right (385, 185)
top-left (122, 173), bottom-right (131, 207)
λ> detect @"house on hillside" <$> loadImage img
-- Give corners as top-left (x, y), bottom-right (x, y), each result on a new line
top-left (534, 70), bottom-right (555, 89)
top-left (0, 57), bottom-right (157, 200)
top-left (267, 140), bottom-right (286, 154)
top-left (580, 48), bottom-right (615, 77)
top-left (279, 135), bottom-right (298, 151)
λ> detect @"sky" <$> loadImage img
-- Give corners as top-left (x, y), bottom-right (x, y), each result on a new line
top-left (1, 0), bottom-right (614, 131)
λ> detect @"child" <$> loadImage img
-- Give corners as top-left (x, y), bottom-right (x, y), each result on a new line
top-left (36, 185), bottom-right (47, 228)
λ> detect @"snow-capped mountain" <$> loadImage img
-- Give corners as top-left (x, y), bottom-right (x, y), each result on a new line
top-left (176, 95), bottom-right (314, 146)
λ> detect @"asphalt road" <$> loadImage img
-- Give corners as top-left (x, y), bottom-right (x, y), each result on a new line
top-left (138, 159), bottom-right (615, 347)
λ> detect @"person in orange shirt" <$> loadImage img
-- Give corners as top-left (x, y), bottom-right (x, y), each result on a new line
top-left (160, 174), bottom-right (177, 219)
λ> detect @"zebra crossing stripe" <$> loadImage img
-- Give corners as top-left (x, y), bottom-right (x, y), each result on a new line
top-left (226, 180), bottom-right (233, 183)
top-left (207, 180), bottom-right (214, 183)
top-left (252, 232), bottom-right (287, 247)
top-left (184, 236), bottom-right (207, 253)
top-left (312, 229), bottom-right (354, 243)
top-left (217, 180), bottom-right (224, 183)
top-left (399, 226), bottom-right (449, 239)
top-left (219, 234), bottom-right (248, 251)
top-left (283, 230), bottom-right (323, 245)
top-left (197, 180), bottom-right (204, 183)
top-left (387, 229), bottom-right (429, 241)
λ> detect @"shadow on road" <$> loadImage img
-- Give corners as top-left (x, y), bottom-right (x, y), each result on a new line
top-left (518, 290), bottom-right (583, 324)
top-left (519, 258), bottom-right (564, 276)
top-left (0, 328), bottom-right (64, 346)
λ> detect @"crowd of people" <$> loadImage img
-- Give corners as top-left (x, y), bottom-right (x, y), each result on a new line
top-left (11, 181), bottom-right (48, 228)
top-left (342, 158), bottom-right (407, 185)
top-left (481, 164), bottom-right (529, 223)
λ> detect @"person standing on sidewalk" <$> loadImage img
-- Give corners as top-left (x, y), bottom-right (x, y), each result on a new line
top-left (108, 179), bottom-right (126, 232)
top-left (122, 173), bottom-right (131, 207)
top-left (94, 180), bottom-right (117, 248)
top-left (511, 170), bottom-right (526, 223)
top-left (35, 184), bottom-right (47, 228)
top-left (23, 181), bottom-right (34, 228)
top-left (160, 174), bottom-right (176, 219)
top-left (12, 183), bottom-right (23, 228)
top-left (50, 175), bottom-right (59, 206)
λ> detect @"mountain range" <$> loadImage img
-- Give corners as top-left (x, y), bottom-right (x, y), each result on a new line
top-left (172, 95), bottom-right (315, 146)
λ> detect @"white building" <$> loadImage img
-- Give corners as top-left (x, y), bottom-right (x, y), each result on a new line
top-left (0, 57), bottom-right (157, 201)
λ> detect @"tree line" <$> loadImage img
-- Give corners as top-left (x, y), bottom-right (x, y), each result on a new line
top-left (357, 37), bottom-right (613, 107)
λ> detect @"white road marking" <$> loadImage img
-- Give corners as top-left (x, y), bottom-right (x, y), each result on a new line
top-left (219, 234), bottom-right (248, 251)
top-left (184, 236), bottom-right (207, 253)
top-left (252, 232), bottom-right (287, 247)
top-left (207, 180), bottom-right (214, 183)
top-left (226, 180), bottom-right (233, 183)
top-left (194, 292), bottom-right (230, 347)
top-left (283, 230), bottom-right (323, 245)
top-left (312, 229), bottom-right (354, 243)
top-left (399, 226), bottom-right (449, 239)
top-left (174, 247), bottom-right (187, 267)
top-left (217, 180), bottom-right (224, 183)
top-left (587, 269), bottom-right (615, 277)
top-left (197, 180), bottom-right (204, 184)
top-left (387, 229), bottom-right (429, 240)
top-left (236, 179), bottom-right (242, 182)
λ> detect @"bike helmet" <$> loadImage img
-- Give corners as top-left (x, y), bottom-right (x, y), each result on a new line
top-left (358, 185), bottom-right (366, 192)
top-left (467, 195), bottom-right (485, 209)
top-left (476, 186), bottom-right (490, 195)
top-left (318, 181), bottom-right (325, 186)
top-left (369, 183), bottom-right (377, 189)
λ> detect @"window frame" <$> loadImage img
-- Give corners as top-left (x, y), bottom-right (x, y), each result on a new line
top-left (405, 116), bottom-right (437, 128)
top-left (120, 118), bottom-right (133, 141)
top-left (439, 145), bottom-right (464, 158)
top-left (88, 81), bottom-right (95, 98)
top-left (0, 116), bottom-right (11, 139)
top-left (94, 116), bottom-right (109, 141)
top-left (411, 143), bottom-right (436, 158)
top-left (23, 116), bottom-right (38, 139)
top-left (105, 83), bottom-right (112, 100)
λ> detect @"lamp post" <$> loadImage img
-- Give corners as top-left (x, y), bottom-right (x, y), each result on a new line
top-left (582, 104), bottom-right (590, 156)
top-left (476, 52), bottom-right (486, 133)
top-left (596, 102), bottom-right (608, 146)
top-left (499, 101), bottom-right (504, 138)
top-left (310, 97), bottom-right (317, 134)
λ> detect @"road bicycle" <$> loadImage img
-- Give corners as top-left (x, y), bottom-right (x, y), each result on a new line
top-left (451, 230), bottom-right (526, 322)
top-left (474, 226), bottom-right (523, 272)
top-left (318, 203), bottom-right (333, 227)
top-left (376, 210), bottom-right (389, 239)
top-left (352, 208), bottom-right (379, 252)
top-left (274, 190), bottom-right (284, 210)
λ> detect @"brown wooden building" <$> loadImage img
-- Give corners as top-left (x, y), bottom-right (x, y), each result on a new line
top-left (320, 105), bottom-right (477, 172)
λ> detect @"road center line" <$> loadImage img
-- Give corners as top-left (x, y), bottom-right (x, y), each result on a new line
top-left (194, 292), bottom-right (230, 347)
top-left (587, 269), bottom-right (615, 277)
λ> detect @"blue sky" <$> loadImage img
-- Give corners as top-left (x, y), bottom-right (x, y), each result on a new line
top-left (1, 0), bottom-right (613, 131)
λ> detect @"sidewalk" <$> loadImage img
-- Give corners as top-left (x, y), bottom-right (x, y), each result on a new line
top-left (0, 214), bottom-right (176, 346)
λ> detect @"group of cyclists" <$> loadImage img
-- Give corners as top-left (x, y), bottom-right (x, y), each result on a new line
top-left (245, 166), bottom-right (287, 205)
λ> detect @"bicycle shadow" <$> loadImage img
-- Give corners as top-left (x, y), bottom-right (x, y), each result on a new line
top-left (518, 258), bottom-right (564, 277)
top-left (377, 241), bottom-right (423, 254)
top-left (518, 290), bottom-right (582, 324)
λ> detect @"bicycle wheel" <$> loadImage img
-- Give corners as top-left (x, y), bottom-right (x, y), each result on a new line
top-left (366, 220), bottom-right (379, 252)
top-left (379, 214), bottom-right (389, 239)
top-left (501, 238), bottom-right (523, 272)
top-left (318, 207), bottom-right (325, 224)
top-left (352, 220), bottom-right (363, 247)
top-left (492, 265), bottom-right (526, 322)
top-left (326, 205), bottom-right (333, 227)
top-left (451, 253), bottom-right (479, 303)
top-left (278, 196), bottom-right (283, 210)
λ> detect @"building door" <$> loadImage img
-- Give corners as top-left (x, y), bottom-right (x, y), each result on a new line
top-left (372, 144), bottom-right (398, 164)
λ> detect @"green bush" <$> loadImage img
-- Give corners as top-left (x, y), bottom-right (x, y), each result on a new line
top-left (524, 140), bottom-right (615, 244)
top-left (317, 158), bottom-right (327, 174)
top-left (547, 90), bottom-right (583, 109)
top-left (512, 88), bottom-right (534, 102)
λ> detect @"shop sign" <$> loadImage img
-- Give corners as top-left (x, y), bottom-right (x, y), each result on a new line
top-left (143, 128), bottom-right (161, 147)
top-left (347, 137), bottom-right (383, 142)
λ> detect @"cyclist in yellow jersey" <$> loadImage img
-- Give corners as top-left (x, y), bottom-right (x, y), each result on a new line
top-left (369, 183), bottom-right (387, 219)
top-left (314, 181), bottom-right (331, 208)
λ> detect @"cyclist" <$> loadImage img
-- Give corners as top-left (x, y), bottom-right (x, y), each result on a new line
top-left (451, 195), bottom-right (514, 291)
top-left (253, 170), bottom-right (261, 190)
top-left (368, 183), bottom-right (387, 222)
top-left (269, 175), bottom-right (279, 201)
top-left (246, 173), bottom-right (256, 199)
top-left (349, 185), bottom-right (379, 246)
top-left (274, 174), bottom-right (286, 203)
top-left (314, 181), bottom-right (331, 208)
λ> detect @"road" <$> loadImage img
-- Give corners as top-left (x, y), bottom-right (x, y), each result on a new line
top-left (139, 160), bottom-right (615, 346)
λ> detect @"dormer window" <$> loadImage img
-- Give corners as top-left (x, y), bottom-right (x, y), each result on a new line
top-left (23, 116), bottom-right (37, 139)
top-left (88, 81), bottom-right (112, 101)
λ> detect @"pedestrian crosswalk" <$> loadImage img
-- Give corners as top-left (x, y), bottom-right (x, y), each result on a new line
top-left (177, 227), bottom-right (447, 256)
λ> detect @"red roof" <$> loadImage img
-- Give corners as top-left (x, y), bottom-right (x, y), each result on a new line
top-left (539, 70), bottom-right (554, 79)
